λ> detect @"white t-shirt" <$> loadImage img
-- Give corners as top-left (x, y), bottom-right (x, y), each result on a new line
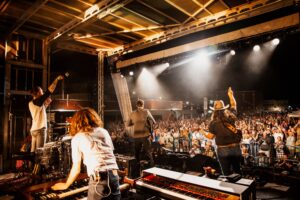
top-left (29, 101), bottom-right (47, 131)
top-left (71, 127), bottom-right (119, 176)
top-left (273, 132), bottom-right (284, 143)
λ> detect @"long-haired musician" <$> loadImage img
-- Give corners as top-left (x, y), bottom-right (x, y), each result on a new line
top-left (202, 87), bottom-right (242, 176)
top-left (51, 107), bottom-right (120, 200)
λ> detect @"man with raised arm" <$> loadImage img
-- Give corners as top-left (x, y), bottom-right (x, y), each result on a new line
top-left (202, 87), bottom-right (242, 175)
top-left (29, 75), bottom-right (64, 152)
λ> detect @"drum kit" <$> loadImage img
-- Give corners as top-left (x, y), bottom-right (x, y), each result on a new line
top-left (48, 122), bottom-right (70, 141)
top-left (36, 134), bottom-right (72, 175)
top-left (36, 99), bottom-right (82, 175)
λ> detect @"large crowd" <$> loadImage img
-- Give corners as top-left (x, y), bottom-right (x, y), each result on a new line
top-left (106, 111), bottom-right (300, 173)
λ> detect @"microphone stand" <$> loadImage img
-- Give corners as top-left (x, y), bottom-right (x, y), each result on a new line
top-left (61, 79), bottom-right (64, 100)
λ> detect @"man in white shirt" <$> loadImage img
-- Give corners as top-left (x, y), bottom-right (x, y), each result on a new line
top-left (29, 75), bottom-right (64, 152)
top-left (272, 126), bottom-right (284, 143)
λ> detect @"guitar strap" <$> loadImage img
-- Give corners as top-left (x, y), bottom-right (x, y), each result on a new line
top-left (223, 121), bottom-right (242, 142)
top-left (223, 122), bottom-right (238, 134)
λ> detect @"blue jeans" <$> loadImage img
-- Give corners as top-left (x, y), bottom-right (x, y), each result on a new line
top-left (216, 145), bottom-right (242, 176)
top-left (88, 171), bottom-right (121, 200)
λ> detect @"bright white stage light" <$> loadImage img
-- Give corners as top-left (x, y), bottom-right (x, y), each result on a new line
top-left (272, 38), bottom-right (280, 46)
top-left (129, 71), bottom-right (134, 76)
top-left (253, 45), bottom-right (260, 52)
top-left (230, 50), bottom-right (236, 55)
top-left (151, 63), bottom-right (170, 76)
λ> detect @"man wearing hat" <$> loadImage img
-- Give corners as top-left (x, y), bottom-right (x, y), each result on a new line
top-left (202, 87), bottom-right (242, 176)
top-left (127, 99), bottom-right (156, 169)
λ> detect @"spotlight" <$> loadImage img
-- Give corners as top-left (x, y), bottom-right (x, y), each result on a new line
top-left (186, 101), bottom-right (189, 105)
top-left (272, 38), bottom-right (280, 46)
top-left (120, 74), bottom-right (124, 78)
top-left (230, 50), bottom-right (236, 55)
top-left (129, 71), bottom-right (134, 76)
top-left (253, 45), bottom-right (260, 52)
top-left (164, 62), bottom-right (170, 67)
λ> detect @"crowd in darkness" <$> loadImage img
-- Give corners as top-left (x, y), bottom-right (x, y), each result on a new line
top-left (106, 111), bottom-right (300, 173)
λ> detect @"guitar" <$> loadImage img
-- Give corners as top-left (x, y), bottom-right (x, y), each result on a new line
top-left (146, 116), bottom-right (154, 134)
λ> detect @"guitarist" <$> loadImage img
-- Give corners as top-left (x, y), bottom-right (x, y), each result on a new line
top-left (202, 87), bottom-right (242, 176)
top-left (127, 99), bottom-right (156, 168)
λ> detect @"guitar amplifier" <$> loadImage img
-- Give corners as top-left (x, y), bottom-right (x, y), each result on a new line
top-left (115, 154), bottom-right (139, 179)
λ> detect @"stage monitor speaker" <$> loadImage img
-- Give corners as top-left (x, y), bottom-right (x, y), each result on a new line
top-left (115, 154), bottom-right (139, 179)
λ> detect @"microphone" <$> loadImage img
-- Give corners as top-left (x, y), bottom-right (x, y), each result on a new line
top-left (64, 72), bottom-right (70, 78)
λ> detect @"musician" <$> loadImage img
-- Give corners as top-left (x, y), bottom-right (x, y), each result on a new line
top-left (29, 75), bottom-right (64, 152)
top-left (202, 87), bottom-right (242, 176)
top-left (127, 99), bottom-right (156, 167)
top-left (51, 108), bottom-right (120, 200)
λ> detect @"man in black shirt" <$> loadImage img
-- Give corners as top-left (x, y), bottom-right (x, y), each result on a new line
top-left (203, 87), bottom-right (242, 175)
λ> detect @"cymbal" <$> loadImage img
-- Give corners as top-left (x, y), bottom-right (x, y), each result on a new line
top-left (55, 122), bottom-right (70, 125)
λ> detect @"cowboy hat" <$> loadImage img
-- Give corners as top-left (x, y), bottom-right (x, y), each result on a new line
top-left (209, 100), bottom-right (229, 111)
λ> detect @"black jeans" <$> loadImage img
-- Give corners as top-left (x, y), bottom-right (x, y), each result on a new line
top-left (216, 145), bottom-right (242, 176)
top-left (134, 136), bottom-right (154, 166)
top-left (88, 170), bottom-right (121, 200)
